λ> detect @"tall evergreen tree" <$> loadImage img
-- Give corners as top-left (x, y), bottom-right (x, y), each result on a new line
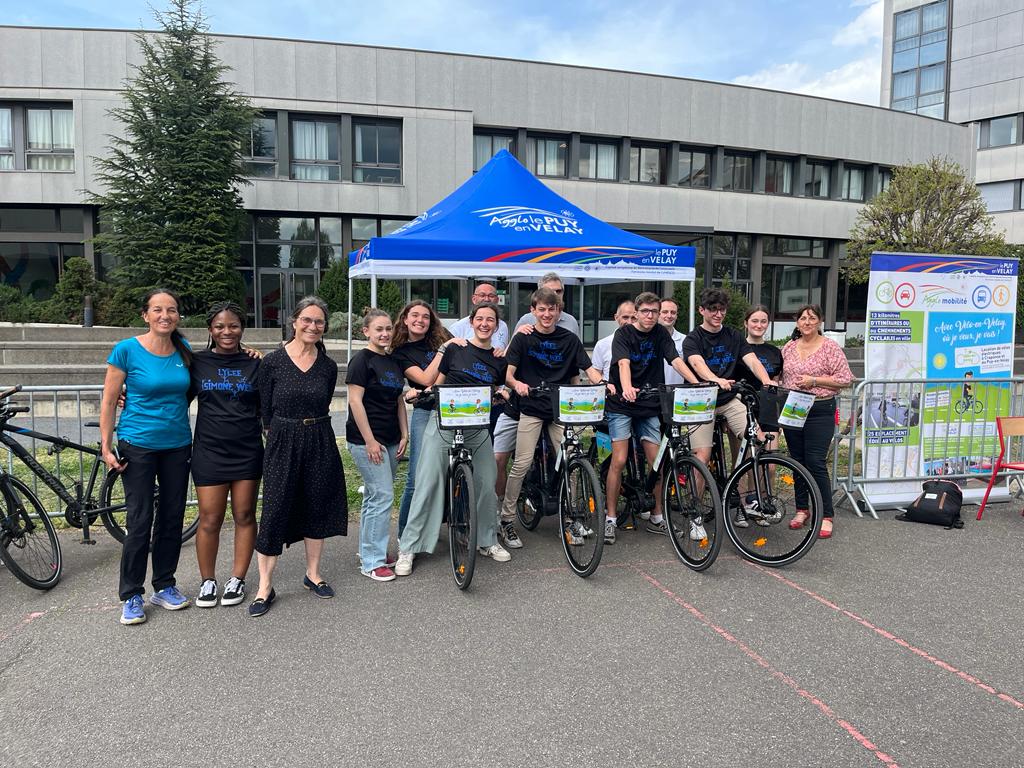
top-left (89, 0), bottom-right (256, 314)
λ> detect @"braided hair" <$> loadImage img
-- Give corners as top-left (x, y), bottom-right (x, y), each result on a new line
top-left (205, 301), bottom-right (246, 352)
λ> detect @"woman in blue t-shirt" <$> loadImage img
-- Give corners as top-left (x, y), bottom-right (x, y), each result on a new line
top-left (100, 289), bottom-right (193, 626)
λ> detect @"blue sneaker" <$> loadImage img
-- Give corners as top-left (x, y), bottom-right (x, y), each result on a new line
top-left (120, 595), bottom-right (146, 625)
top-left (150, 586), bottom-right (190, 611)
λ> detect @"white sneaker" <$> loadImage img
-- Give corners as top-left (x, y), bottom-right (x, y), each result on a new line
top-left (478, 544), bottom-right (511, 562)
top-left (395, 551), bottom-right (414, 576)
top-left (689, 519), bottom-right (708, 541)
top-left (639, 510), bottom-right (652, 521)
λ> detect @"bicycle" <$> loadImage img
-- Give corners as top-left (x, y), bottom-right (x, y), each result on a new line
top-left (413, 386), bottom-right (486, 590)
top-left (589, 425), bottom-right (653, 531)
top-left (0, 385), bottom-right (198, 590)
top-left (954, 395), bottom-right (984, 415)
top-left (514, 382), bottom-right (605, 577)
top-left (707, 381), bottom-right (822, 567)
top-left (597, 384), bottom-right (723, 572)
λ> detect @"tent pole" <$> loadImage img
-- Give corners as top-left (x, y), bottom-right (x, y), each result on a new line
top-left (347, 276), bottom-right (354, 364)
top-left (688, 278), bottom-right (696, 333)
top-left (371, 275), bottom-right (378, 307)
top-left (579, 281), bottom-right (585, 341)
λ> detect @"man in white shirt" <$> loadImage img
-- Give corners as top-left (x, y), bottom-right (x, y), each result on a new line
top-left (448, 282), bottom-right (511, 348)
top-left (659, 297), bottom-right (687, 386)
top-left (591, 299), bottom-right (636, 380)
top-left (514, 272), bottom-right (580, 336)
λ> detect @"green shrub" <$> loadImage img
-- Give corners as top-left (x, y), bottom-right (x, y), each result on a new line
top-left (0, 284), bottom-right (33, 322)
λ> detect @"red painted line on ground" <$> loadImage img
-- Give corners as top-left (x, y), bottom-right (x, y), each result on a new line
top-left (745, 562), bottom-right (1024, 711)
top-left (0, 609), bottom-right (47, 644)
top-left (634, 567), bottom-right (903, 768)
top-left (514, 558), bottom-right (681, 576)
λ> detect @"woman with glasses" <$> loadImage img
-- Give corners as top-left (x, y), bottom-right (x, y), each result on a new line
top-left (248, 296), bottom-right (348, 617)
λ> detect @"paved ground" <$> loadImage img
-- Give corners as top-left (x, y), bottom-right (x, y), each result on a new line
top-left (2, 502), bottom-right (1022, 768)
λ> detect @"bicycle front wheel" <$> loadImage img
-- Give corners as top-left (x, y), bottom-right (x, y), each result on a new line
top-left (99, 470), bottom-right (199, 544)
top-left (0, 477), bottom-right (62, 590)
top-left (723, 454), bottom-right (822, 567)
top-left (663, 454), bottom-right (723, 572)
top-left (559, 456), bottom-right (604, 578)
top-left (448, 461), bottom-right (477, 590)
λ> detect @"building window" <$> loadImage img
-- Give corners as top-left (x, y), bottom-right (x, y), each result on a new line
top-left (254, 216), bottom-right (319, 269)
top-left (678, 148), bottom-right (711, 188)
top-left (979, 182), bottom-right (1015, 212)
top-left (526, 136), bottom-right (567, 178)
top-left (579, 140), bottom-right (618, 180)
top-left (765, 237), bottom-right (828, 259)
top-left (0, 108), bottom-right (12, 170)
top-left (629, 145), bottom-right (664, 184)
top-left (805, 161), bottom-right (831, 198)
top-left (765, 157), bottom-right (793, 195)
top-left (877, 168), bottom-right (893, 195)
top-left (353, 119), bottom-right (401, 183)
top-left (25, 107), bottom-right (74, 170)
top-left (242, 116), bottom-right (277, 177)
top-left (842, 165), bottom-right (866, 201)
top-left (722, 153), bottom-right (753, 192)
top-left (473, 132), bottom-right (514, 171)
top-left (890, 1), bottom-right (947, 118)
top-left (290, 117), bottom-right (340, 180)
top-left (987, 116), bottom-right (1018, 148)
top-left (711, 234), bottom-right (752, 298)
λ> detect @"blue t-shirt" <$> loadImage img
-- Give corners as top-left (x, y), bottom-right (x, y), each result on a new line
top-left (107, 337), bottom-right (192, 450)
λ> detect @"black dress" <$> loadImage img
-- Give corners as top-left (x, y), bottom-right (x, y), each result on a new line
top-left (189, 350), bottom-right (264, 486)
top-left (254, 346), bottom-right (348, 556)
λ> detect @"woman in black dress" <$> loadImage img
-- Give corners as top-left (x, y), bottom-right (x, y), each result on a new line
top-left (249, 296), bottom-right (347, 617)
top-left (190, 302), bottom-right (263, 609)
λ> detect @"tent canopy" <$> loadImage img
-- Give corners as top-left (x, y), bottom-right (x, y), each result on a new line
top-left (348, 150), bottom-right (695, 283)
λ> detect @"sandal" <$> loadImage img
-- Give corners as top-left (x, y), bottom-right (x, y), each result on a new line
top-left (789, 509), bottom-right (810, 530)
top-left (819, 519), bottom-right (833, 539)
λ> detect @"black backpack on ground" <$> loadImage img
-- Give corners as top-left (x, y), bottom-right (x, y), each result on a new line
top-left (896, 480), bottom-right (964, 529)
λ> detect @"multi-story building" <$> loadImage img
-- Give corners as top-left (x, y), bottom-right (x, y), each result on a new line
top-left (882, 0), bottom-right (1024, 242)
top-left (0, 26), bottom-right (972, 340)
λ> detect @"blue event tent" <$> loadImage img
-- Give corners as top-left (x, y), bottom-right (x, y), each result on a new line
top-left (348, 149), bottom-right (695, 284)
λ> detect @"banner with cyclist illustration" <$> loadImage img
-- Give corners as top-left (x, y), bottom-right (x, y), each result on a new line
top-left (864, 252), bottom-right (1018, 504)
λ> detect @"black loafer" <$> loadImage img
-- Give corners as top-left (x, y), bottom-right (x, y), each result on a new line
top-left (248, 589), bottom-right (276, 617)
top-left (303, 575), bottom-right (335, 599)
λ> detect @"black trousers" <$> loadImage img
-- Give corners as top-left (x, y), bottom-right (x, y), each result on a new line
top-left (783, 398), bottom-right (836, 518)
top-left (117, 441), bottom-right (192, 601)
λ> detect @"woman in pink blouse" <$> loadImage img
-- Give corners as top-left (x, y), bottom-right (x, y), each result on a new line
top-left (781, 304), bottom-right (853, 539)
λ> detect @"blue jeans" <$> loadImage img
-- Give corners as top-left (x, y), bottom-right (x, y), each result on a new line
top-left (347, 442), bottom-right (399, 572)
top-left (397, 407), bottom-right (431, 537)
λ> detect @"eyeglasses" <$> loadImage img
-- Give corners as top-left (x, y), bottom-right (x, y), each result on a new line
top-left (637, 308), bottom-right (659, 316)
top-left (703, 307), bottom-right (727, 315)
top-left (474, 292), bottom-right (498, 300)
top-left (297, 316), bottom-right (326, 328)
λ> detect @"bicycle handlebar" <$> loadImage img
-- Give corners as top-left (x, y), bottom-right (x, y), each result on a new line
top-left (5, 406), bottom-right (30, 414)
top-left (0, 384), bottom-right (23, 401)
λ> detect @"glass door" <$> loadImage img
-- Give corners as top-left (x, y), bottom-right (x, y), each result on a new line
top-left (258, 269), bottom-right (319, 331)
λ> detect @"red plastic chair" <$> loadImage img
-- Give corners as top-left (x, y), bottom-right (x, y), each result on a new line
top-left (977, 416), bottom-right (1024, 520)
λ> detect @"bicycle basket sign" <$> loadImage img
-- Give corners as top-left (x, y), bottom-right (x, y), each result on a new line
top-left (555, 385), bottom-right (605, 424)
top-left (437, 386), bottom-right (491, 428)
top-left (778, 390), bottom-right (815, 428)
top-left (670, 385), bottom-right (717, 424)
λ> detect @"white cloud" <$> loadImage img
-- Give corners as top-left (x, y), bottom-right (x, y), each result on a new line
top-left (833, 0), bottom-right (883, 46)
top-left (733, 52), bottom-right (882, 106)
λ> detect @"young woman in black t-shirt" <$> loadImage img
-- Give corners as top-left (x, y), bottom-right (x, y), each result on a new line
top-left (345, 308), bottom-right (408, 583)
top-left (190, 302), bottom-right (263, 608)
top-left (389, 301), bottom-right (451, 537)
top-left (735, 304), bottom-right (783, 389)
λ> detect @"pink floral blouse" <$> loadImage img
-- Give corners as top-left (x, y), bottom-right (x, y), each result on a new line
top-left (781, 337), bottom-right (853, 398)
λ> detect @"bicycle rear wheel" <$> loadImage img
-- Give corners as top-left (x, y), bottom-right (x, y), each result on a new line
top-left (722, 454), bottom-right (822, 567)
top-left (559, 456), bottom-right (604, 578)
top-left (448, 461), bottom-right (477, 590)
top-left (516, 466), bottom-right (544, 531)
top-left (99, 469), bottom-right (199, 544)
top-left (0, 477), bottom-right (62, 590)
top-left (663, 453), bottom-right (722, 572)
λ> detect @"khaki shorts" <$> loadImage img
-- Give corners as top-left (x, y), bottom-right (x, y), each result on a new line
top-left (690, 396), bottom-right (747, 450)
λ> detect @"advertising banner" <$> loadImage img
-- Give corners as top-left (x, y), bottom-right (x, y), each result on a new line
top-left (863, 252), bottom-right (1018, 505)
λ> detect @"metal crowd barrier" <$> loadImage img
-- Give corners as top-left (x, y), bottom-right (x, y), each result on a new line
top-left (833, 377), bottom-right (1024, 519)
top-left (0, 384), bottom-right (200, 519)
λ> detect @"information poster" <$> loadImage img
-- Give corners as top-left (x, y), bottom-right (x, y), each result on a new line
top-left (437, 386), bottom-right (491, 428)
top-left (863, 252), bottom-right (1018, 505)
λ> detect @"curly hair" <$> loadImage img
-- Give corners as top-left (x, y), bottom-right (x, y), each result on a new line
top-left (390, 300), bottom-right (451, 352)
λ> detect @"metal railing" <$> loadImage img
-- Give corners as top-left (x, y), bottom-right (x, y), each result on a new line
top-left (833, 377), bottom-right (1024, 519)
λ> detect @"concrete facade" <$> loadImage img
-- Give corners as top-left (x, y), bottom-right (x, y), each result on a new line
top-left (0, 26), bottom-right (975, 338)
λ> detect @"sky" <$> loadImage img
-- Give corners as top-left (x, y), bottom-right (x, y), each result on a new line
top-left (2, 0), bottom-right (885, 106)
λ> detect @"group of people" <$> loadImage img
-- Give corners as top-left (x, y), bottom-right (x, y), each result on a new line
top-left (103, 272), bottom-right (852, 626)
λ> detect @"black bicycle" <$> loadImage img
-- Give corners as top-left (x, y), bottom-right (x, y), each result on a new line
top-left (415, 387), bottom-right (483, 590)
top-left (515, 382), bottom-right (605, 577)
top-left (596, 384), bottom-right (724, 572)
top-left (0, 385), bottom-right (198, 590)
top-left (708, 381), bottom-right (822, 567)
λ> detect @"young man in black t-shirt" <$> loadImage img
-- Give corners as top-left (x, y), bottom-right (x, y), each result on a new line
top-left (683, 288), bottom-right (772, 525)
top-left (605, 292), bottom-right (699, 543)
top-left (499, 287), bottom-right (603, 547)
